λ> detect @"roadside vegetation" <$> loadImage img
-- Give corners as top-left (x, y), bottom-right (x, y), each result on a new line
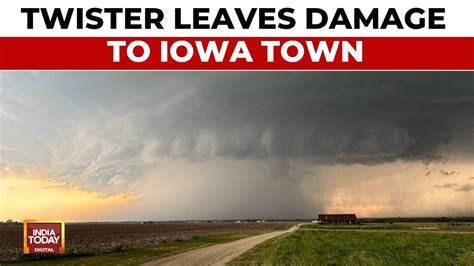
top-left (232, 224), bottom-right (474, 265)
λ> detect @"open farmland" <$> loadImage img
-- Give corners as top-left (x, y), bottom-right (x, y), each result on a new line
top-left (0, 222), bottom-right (291, 262)
top-left (301, 222), bottom-right (474, 232)
top-left (232, 223), bottom-right (474, 265)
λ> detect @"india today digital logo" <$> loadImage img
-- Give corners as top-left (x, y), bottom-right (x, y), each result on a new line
top-left (23, 220), bottom-right (65, 254)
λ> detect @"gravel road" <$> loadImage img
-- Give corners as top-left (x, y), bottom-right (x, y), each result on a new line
top-left (143, 224), bottom-right (300, 266)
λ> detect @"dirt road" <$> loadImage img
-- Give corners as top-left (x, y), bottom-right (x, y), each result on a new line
top-left (143, 224), bottom-right (300, 266)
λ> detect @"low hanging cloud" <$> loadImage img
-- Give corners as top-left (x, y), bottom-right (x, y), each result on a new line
top-left (42, 72), bottom-right (473, 186)
top-left (434, 182), bottom-right (474, 192)
top-left (434, 183), bottom-right (459, 189)
top-left (454, 184), bottom-right (474, 192)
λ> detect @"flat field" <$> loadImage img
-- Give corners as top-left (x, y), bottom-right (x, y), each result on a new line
top-left (232, 223), bottom-right (474, 265)
top-left (0, 222), bottom-right (291, 263)
top-left (302, 222), bottom-right (474, 232)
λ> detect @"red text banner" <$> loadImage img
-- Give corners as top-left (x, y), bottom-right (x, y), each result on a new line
top-left (0, 37), bottom-right (472, 70)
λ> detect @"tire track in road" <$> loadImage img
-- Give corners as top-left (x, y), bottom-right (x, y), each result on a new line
top-left (143, 224), bottom-right (300, 266)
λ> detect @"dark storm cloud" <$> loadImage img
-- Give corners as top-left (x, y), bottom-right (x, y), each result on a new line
top-left (115, 72), bottom-right (473, 164)
top-left (3, 72), bottom-right (474, 188)
top-left (2, 72), bottom-right (473, 219)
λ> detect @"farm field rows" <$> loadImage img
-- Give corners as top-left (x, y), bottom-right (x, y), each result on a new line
top-left (0, 222), bottom-right (291, 263)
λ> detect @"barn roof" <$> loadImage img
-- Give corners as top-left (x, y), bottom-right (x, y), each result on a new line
top-left (318, 214), bottom-right (357, 220)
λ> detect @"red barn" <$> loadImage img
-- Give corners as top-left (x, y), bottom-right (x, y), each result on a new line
top-left (318, 214), bottom-right (357, 224)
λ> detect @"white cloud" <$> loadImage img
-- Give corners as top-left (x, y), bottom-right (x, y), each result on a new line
top-left (108, 175), bottom-right (126, 185)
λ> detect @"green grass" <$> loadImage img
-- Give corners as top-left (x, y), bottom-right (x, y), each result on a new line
top-left (4, 232), bottom-right (263, 265)
top-left (231, 229), bottom-right (474, 265)
top-left (301, 222), bottom-right (474, 232)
